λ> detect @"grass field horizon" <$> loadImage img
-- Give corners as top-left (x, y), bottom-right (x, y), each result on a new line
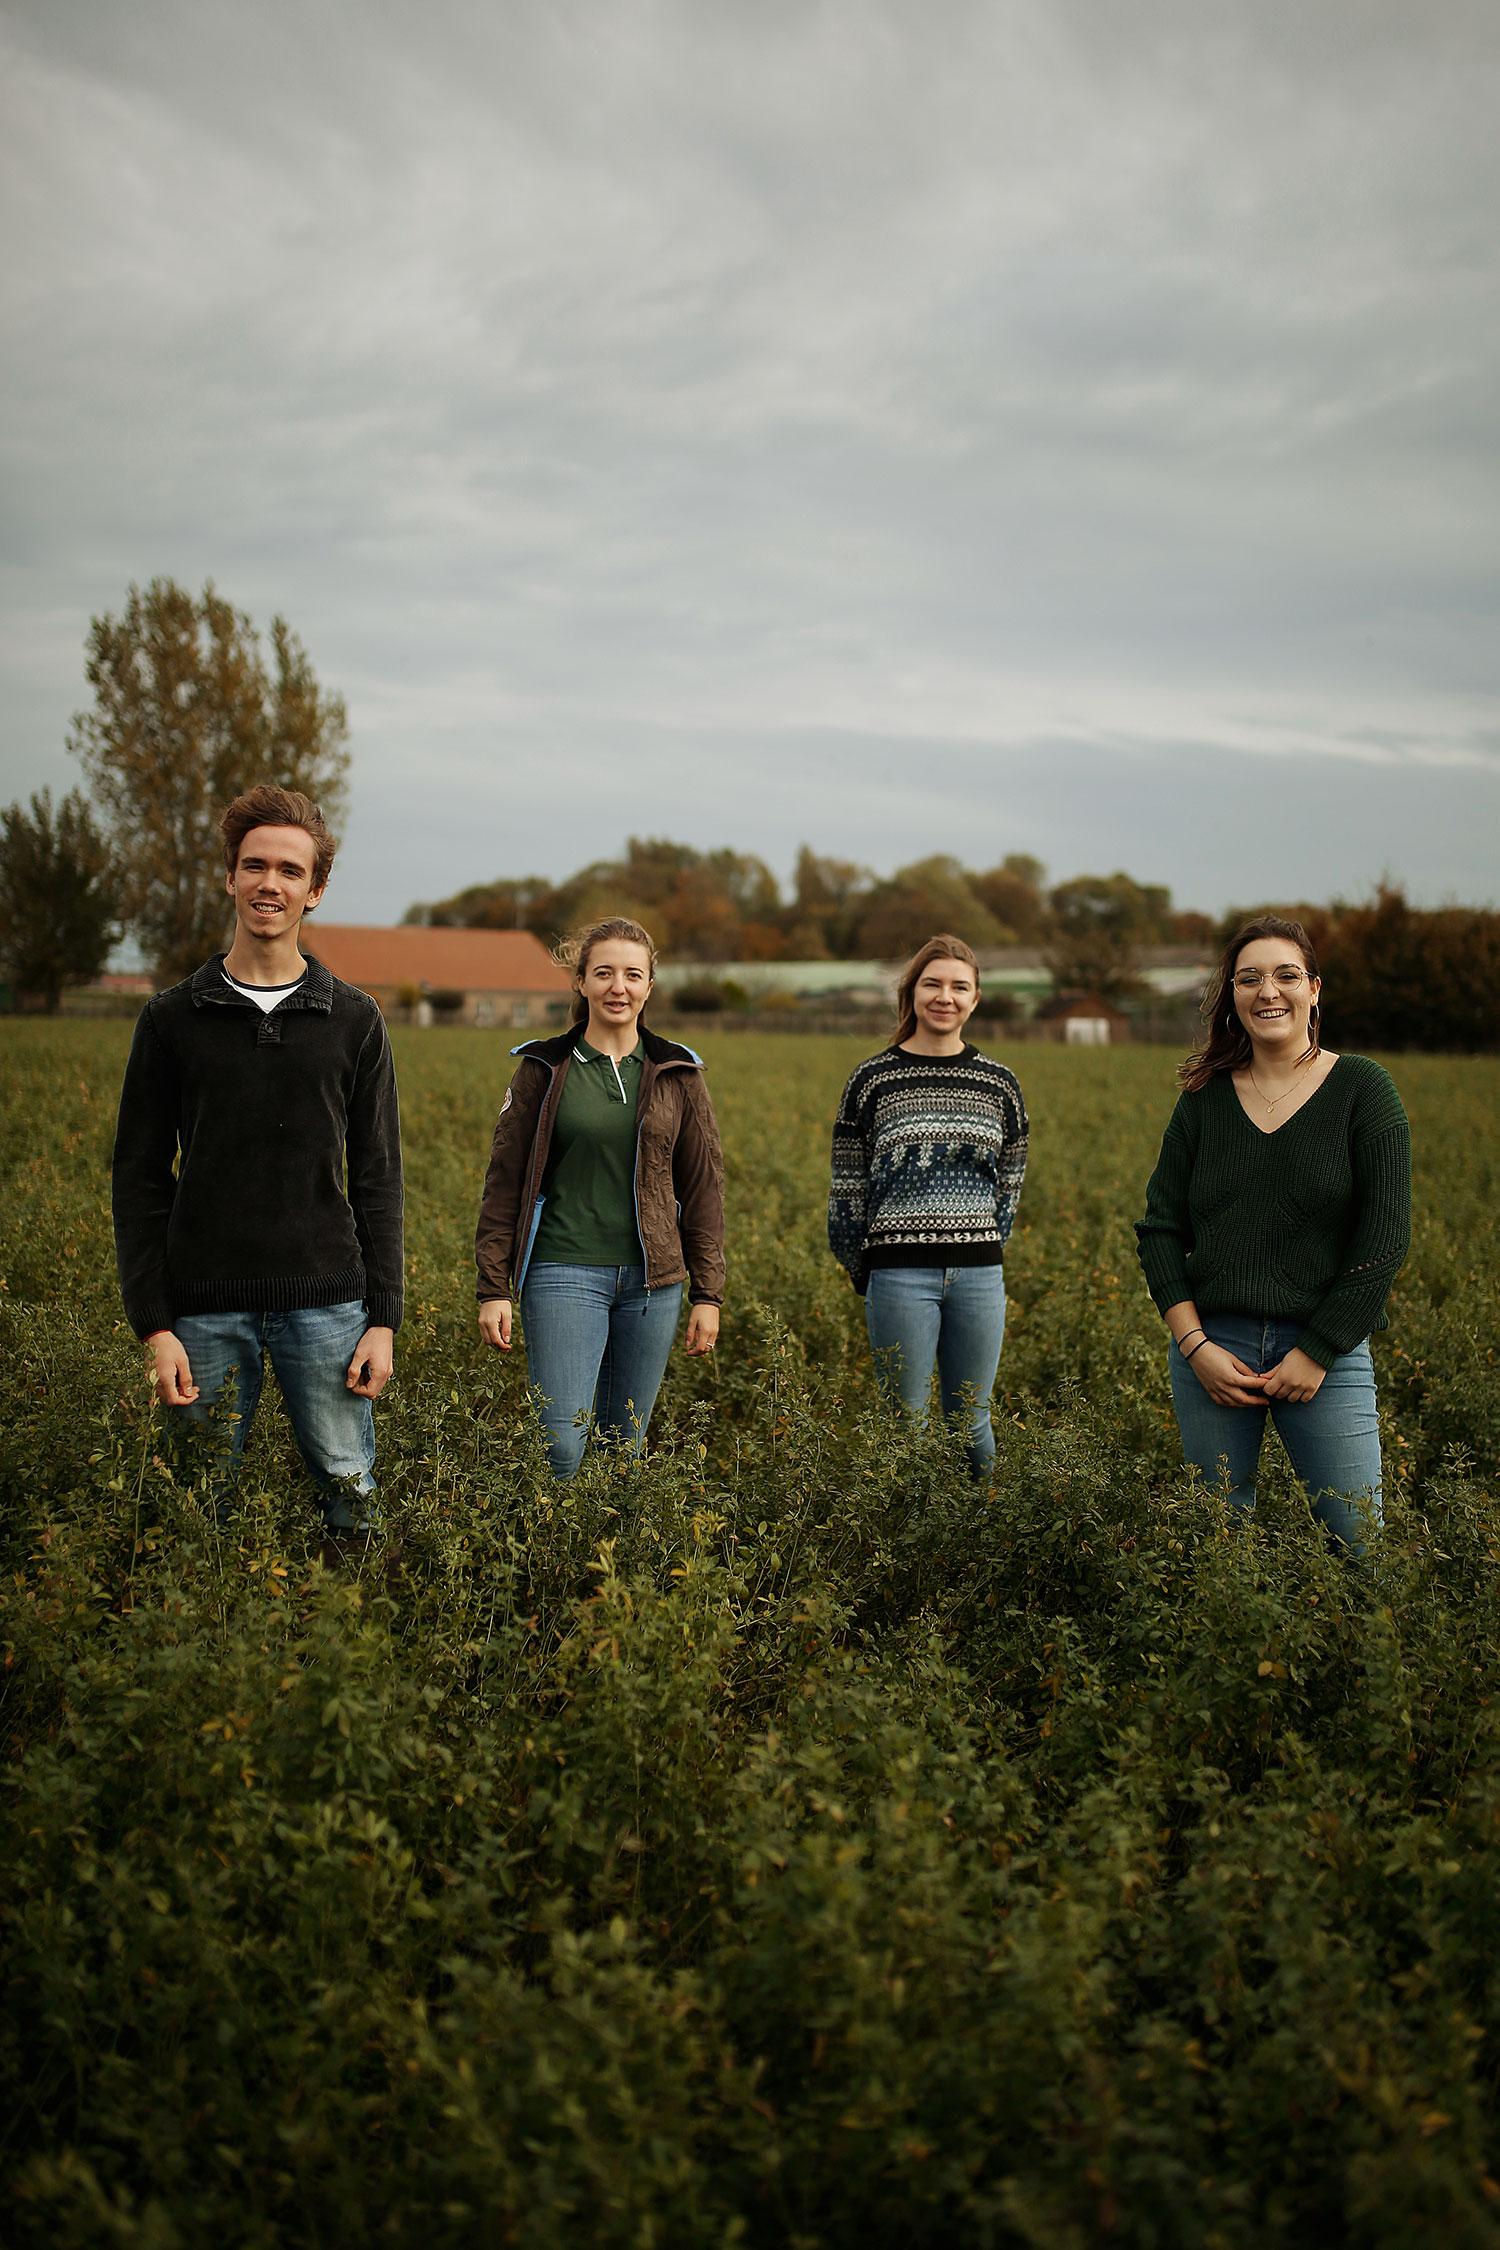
top-left (3, 1023), bottom-right (1499, 2247)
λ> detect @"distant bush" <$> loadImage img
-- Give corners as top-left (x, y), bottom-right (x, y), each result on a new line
top-left (427, 988), bottom-right (466, 1017)
top-left (673, 977), bottom-right (727, 1013)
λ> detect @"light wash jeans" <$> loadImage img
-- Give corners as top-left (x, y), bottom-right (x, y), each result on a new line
top-left (166, 1301), bottom-right (378, 1530)
top-left (520, 1262), bottom-right (684, 1481)
top-left (865, 1263), bottom-right (1007, 1480)
top-left (1168, 1311), bottom-right (1381, 1555)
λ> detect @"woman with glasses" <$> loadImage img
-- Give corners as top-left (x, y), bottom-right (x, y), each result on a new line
top-left (474, 917), bottom-right (724, 1479)
top-left (1135, 914), bottom-right (1410, 1553)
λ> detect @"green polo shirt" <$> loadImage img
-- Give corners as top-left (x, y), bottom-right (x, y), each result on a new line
top-left (529, 1035), bottom-right (647, 1267)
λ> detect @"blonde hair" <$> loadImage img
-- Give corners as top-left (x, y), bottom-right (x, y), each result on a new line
top-left (556, 916), bottom-right (658, 1028)
top-left (892, 934), bottom-right (981, 1046)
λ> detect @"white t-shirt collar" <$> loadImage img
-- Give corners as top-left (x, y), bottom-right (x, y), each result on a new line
top-left (222, 964), bottom-right (307, 1015)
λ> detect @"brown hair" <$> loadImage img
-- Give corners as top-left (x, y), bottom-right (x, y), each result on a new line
top-left (555, 916), bottom-right (658, 1028)
top-left (892, 934), bottom-right (981, 1047)
top-left (1180, 914), bottom-right (1321, 1091)
top-left (220, 785), bottom-right (336, 892)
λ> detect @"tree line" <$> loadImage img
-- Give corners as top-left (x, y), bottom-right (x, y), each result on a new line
top-left (404, 843), bottom-right (1215, 995)
top-left (1, 576), bottom-right (1496, 1051)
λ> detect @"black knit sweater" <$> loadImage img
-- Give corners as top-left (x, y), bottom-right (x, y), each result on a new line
top-left (111, 955), bottom-right (405, 1340)
top-left (1135, 1055), bottom-right (1410, 1369)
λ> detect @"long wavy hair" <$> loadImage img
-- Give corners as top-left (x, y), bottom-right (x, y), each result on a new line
top-left (1180, 914), bottom-right (1321, 1091)
top-left (555, 916), bottom-right (658, 1029)
top-left (892, 934), bottom-right (981, 1047)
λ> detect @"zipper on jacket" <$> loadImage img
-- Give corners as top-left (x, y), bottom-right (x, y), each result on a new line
top-left (515, 1054), bottom-right (563, 1295)
top-left (633, 1079), bottom-right (650, 1291)
top-left (516, 1196), bottom-right (547, 1295)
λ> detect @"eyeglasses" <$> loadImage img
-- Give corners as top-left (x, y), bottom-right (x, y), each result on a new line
top-left (1233, 965), bottom-right (1307, 991)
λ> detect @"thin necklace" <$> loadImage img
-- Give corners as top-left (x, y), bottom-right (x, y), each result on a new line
top-left (1247, 1066), bottom-right (1308, 1117)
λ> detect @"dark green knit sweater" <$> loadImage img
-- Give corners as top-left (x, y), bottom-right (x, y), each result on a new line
top-left (1135, 1056), bottom-right (1411, 1369)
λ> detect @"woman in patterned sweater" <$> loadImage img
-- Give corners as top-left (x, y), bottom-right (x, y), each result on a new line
top-left (828, 935), bottom-right (1029, 1481)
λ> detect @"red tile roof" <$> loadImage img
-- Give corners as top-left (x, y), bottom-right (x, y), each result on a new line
top-left (304, 924), bottom-right (571, 993)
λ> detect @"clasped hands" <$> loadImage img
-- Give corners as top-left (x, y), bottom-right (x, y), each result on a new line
top-left (1188, 1340), bottom-right (1326, 1408)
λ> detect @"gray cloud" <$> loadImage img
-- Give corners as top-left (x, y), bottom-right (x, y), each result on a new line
top-left (2, 0), bottom-right (1496, 916)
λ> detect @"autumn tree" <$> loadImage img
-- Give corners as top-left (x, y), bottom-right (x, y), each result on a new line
top-left (1043, 870), bottom-right (1176, 999)
top-left (0, 788), bottom-right (120, 1012)
top-left (410, 836), bottom-right (786, 962)
top-left (787, 848), bottom-right (872, 958)
top-left (1314, 887), bottom-right (1500, 1053)
top-left (407, 876), bottom-right (557, 931)
top-left (971, 855), bottom-right (1047, 943)
top-left (856, 856), bottom-right (1001, 960)
top-left (69, 579), bottom-right (350, 985)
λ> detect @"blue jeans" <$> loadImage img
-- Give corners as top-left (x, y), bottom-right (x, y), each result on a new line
top-left (520, 1263), bottom-right (684, 1481)
top-left (167, 1302), bottom-right (378, 1530)
top-left (1168, 1312), bottom-right (1381, 1555)
top-left (865, 1264), bottom-right (1007, 1480)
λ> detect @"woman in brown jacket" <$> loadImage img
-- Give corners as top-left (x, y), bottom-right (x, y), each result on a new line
top-left (474, 917), bottom-right (725, 1478)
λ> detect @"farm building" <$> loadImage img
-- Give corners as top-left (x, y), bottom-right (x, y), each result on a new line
top-left (302, 925), bottom-right (572, 1027)
top-left (1032, 992), bottom-right (1134, 1044)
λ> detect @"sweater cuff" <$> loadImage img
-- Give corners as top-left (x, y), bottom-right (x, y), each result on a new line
top-left (1135, 1239), bottom-right (1191, 1316)
top-left (364, 1292), bottom-right (404, 1332)
top-left (1296, 1324), bottom-right (1345, 1372)
top-left (127, 1296), bottom-right (175, 1343)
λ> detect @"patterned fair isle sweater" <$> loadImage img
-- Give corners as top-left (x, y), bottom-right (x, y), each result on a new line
top-left (828, 1044), bottom-right (1029, 1294)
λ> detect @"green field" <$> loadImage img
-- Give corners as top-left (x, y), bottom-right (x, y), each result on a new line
top-left (3, 1022), bottom-right (1500, 2247)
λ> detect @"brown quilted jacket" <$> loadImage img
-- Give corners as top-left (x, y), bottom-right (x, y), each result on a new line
top-left (474, 1026), bottom-right (726, 1305)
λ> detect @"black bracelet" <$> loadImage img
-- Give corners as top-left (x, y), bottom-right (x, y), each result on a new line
top-left (1181, 1334), bottom-right (1211, 1362)
top-left (1176, 1324), bottom-right (1206, 1349)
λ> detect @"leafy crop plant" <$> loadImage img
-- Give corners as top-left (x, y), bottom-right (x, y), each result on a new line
top-left (2, 1025), bottom-right (1499, 2247)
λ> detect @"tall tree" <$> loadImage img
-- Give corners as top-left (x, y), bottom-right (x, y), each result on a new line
top-left (1313, 886), bottom-right (1500, 1053)
top-left (69, 579), bottom-right (350, 985)
top-left (855, 855), bottom-right (1001, 960)
top-left (1044, 870), bottom-right (1172, 998)
top-left (788, 848), bottom-right (872, 958)
top-left (0, 788), bottom-right (120, 1012)
top-left (971, 854), bottom-right (1048, 943)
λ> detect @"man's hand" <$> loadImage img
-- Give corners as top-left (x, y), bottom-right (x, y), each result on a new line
top-left (685, 1303), bottom-right (720, 1357)
top-left (478, 1298), bottom-right (513, 1351)
top-left (346, 1325), bottom-right (395, 1399)
top-left (146, 1330), bottom-right (198, 1406)
top-left (1260, 1346), bottom-right (1327, 1403)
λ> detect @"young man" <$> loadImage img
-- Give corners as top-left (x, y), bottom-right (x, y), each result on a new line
top-left (111, 784), bottom-right (404, 1548)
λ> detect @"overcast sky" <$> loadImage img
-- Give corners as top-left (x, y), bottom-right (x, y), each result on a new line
top-left (3, 0), bottom-right (1497, 923)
